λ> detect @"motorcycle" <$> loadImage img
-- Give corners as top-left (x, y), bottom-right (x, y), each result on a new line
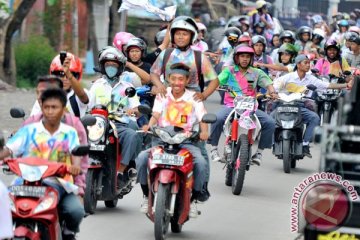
top-left (272, 85), bottom-right (317, 173)
top-left (219, 86), bottom-right (262, 195)
top-left (84, 87), bottom-right (142, 214)
top-left (142, 114), bottom-right (216, 240)
top-left (315, 71), bottom-right (350, 124)
top-left (0, 144), bottom-right (89, 240)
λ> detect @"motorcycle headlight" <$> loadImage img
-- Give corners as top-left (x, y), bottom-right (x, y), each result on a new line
top-left (33, 191), bottom-right (56, 214)
top-left (281, 120), bottom-right (294, 129)
top-left (87, 117), bottom-right (106, 142)
top-left (154, 129), bottom-right (189, 144)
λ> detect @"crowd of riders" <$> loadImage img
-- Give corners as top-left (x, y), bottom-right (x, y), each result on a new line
top-left (1, 0), bottom-right (360, 239)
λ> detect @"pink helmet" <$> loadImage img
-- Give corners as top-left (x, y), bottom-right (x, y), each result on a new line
top-left (196, 22), bottom-right (207, 32)
top-left (349, 26), bottom-right (360, 35)
top-left (234, 44), bottom-right (255, 55)
top-left (233, 44), bottom-right (254, 66)
top-left (112, 32), bottom-right (135, 52)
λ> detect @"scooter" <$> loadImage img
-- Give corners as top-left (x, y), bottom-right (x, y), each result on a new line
top-left (272, 85), bottom-right (317, 173)
top-left (0, 144), bottom-right (89, 240)
top-left (316, 72), bottom-right (350, 124)
top-left (143, 114), bottom-right (216, 240)
top-left (220, 86), bottom-right (262, 195)
top-left (84, 87), bottom-right (140, 214)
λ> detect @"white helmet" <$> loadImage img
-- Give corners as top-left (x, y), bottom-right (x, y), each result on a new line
top-left (124, 37), bottom-right (147, 58)
top-left (170, 16), bottom-right (199, 44)
top-left (256, 0), bottom-right (267, 9)
top-left (312, 28), bottom-right (325, 39)
top-left (98, 46), bottom-right (127, 77)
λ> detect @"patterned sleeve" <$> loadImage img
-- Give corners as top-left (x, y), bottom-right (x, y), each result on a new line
top-left (201, 53), bottom-right (218, 81)
top-left (5, 126), bottom-right (28, 157)
top-left (67, 127), bottom-right (80, 152)
top-left (256, 69), bottom-right (273, 89)
top-left (313, 59), bottom-right (323, 74)
top-left (218, 67), bottom-right (231, 86)
top-left (150, 49), bottom-right (166, 76)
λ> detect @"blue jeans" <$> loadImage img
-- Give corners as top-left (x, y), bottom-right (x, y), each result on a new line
top-left (136, 143), bottom-right (207, 192)
top-left (209, 106), bottom-right (275, 149)
top-left (301, 107), bottom-right (320, 143)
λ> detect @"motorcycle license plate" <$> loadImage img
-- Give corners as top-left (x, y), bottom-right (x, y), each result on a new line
top-left (236, 101), bottom-right (254, 110)
top-left (9, 185), bottom-right (46, 197)
top-left (90, 144), bottom-right (105, 151)
top-left (277, 106), bottom-right (298, 113)
top-left (152, 154), bottom-right (185, 166)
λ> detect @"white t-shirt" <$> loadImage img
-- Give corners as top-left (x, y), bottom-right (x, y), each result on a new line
top-left (30, 89), bottom-right (91, 118)
top-left (0, 180), bottom-right (13, 239)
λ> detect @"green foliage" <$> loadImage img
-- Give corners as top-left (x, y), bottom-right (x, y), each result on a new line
top-left (15, 36), bottom-right (57, 88)
top-left (0, 0), bottom-right (10, 13)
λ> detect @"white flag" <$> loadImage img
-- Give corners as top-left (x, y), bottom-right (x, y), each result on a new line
top-left (118, 0), bottom-right (177, 21)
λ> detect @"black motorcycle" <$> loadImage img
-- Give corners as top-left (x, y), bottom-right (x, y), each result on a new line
top-left (273, 85), bottom-right (317, 173)
top-left (316, 71), bottom-right (350, 124)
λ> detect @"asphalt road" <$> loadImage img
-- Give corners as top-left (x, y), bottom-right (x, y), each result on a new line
top-left (0, 88), bottom-right (320, 240)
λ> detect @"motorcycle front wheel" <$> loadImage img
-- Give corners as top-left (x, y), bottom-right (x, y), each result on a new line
top-left (84, 168), bottom-right (98, 214)
top-left (283, 140), bottom-right (291, 174)
top-left (232, 134), bottom-right (249, 195)
top-left (154, 183), bottom-right (171, 240)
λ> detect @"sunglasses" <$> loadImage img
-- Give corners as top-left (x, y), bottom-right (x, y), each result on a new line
top-left (228, 36), bottom-right (238, 42)
top-left (51, 71), bottom-right (80, 80)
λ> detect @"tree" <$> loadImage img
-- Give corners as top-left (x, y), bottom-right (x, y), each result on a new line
top-left (0, 0), bottom-right (37, 86)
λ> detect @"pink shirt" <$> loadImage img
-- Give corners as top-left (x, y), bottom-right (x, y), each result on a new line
top-left (314, 57), bottom-right (351, 77)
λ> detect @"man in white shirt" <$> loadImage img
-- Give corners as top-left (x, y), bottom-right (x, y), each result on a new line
top-left (273, 55), bottom-right (352, 157)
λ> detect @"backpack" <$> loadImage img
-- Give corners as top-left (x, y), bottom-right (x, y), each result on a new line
top-left (161, 48), bottom-right (204, 92)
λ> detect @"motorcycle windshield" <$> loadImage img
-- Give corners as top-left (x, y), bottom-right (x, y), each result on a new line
top-left (19, 163), bottom-right (48, 182)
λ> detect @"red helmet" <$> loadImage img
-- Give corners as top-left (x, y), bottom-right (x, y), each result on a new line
top-left (49, 52), bottom-right (83, 81)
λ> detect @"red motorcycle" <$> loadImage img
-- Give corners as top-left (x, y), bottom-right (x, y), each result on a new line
top-left (1, 146), bottom-right (89, 240)
top-left (84, 87), bottom-right (144, 214)
top-left (143, 114), bottom-right (216, 240)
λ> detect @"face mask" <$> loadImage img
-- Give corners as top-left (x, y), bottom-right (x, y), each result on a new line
top-left (105, 66), bottom-right (118, 78)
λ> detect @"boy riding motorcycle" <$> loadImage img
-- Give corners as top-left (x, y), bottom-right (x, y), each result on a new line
top-left (136, 63), bottom-right (210, 218)
top-left (0, 88), bottom-right (84, 240)
top-left (208, 44), bottom-right (277, 165)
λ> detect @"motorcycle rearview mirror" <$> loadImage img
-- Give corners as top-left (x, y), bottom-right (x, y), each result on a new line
top-left (138, 105), bottom-right (152, 115)
top-left (201, 113), bottom-right (217, 124)
top-left (311, 69), bottom-right (319, 74)
top-left (343, 70), bottom-right (351, 76)
top-left (81, 115), bottom-right (96, 127)
top-left (71, 145), bottom-right (90, 156)
top-left (328, 74), bottom-right (335, 79)
top-left (125, 87), bottom-right (136, 98)
top-left (10, 108), bottom-right (25, 119)
top-left (306, 84), bottom-right (317, 91)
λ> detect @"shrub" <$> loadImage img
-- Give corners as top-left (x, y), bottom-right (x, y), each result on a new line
top-left (14, 36), bottom-right (56, 88)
